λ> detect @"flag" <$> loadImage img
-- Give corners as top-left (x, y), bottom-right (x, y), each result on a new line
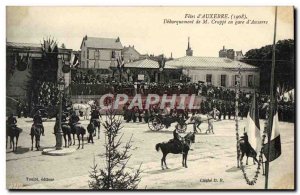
top-left (116, 56), bottom-right (121, 70)
top-left (245, 94), bottom-right (261, 153)
top-left (71, 53), bottom-right (79, 68)
top-left (263, 98), bottom-right (281, 162)
top-left (121, 56), bottom-right (125, 70)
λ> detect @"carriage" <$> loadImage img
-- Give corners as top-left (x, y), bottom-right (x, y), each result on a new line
top-left (30, 105), bottom-right (72, 120)
top-left (148, 113), bottom-right (188, 133)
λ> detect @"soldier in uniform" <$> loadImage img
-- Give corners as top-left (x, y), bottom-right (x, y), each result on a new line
top-left (227, 102), bottom-right (232, 119)
top-left (7, 113), bottom-right (17, 130)
top-left (69, 111), bottom-right (80, 126)
top-left (217, 102), bottom-right (222, 120)
top-left (32, 111), bottom-right (44, 136)
top-left (221, 102), bottom-right (226, 120)
top-left (171, 128), bottom-right (184, 153)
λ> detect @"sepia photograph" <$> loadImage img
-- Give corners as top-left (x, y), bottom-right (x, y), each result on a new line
top-left (5, 6), bottom-right (295, 190)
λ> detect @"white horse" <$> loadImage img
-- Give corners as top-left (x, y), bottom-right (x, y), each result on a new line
top-left (72, 100), bottom-right (95, 120)
top-left (186, 112), bottom-right (219, 134)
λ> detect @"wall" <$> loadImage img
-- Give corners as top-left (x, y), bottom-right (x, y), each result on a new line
top-left (122, 47), bottom-right (141, 63)
top-left (81, 46), bottom-right (122, 69)
top-left (185, 68), bottom-right (260, 92)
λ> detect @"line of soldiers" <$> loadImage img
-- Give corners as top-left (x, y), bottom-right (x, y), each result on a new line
top-left (200, 99), bottom-right (249, 120)
top-left (122, 101), bottom-right (190, 124)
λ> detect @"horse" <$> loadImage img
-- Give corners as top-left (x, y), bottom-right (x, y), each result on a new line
top-left (87, 122), bottom-right (95, 144)
top-left (239, 139), bottom-right (259, 165)
top-left (186, 114), bottom-right (203, 133)
top-left (6, 124), bottom-right (23, 151)
top-left (54, 122), bottom-right (72, 148)
top-left (72, 103), bottom-right (91, 120)
top-left (31, 124), bottom-right (43, 151)
top-left (155, 132), bottom-right (195, 170)
top-left (91, 119), bottom-right (101, 139)
top-left (70, 123), bottom-right (86, 149)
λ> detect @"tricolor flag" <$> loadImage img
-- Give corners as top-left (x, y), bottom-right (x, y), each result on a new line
top-left (70, 53), bottom-right (79, 68)
top-left (263, 98), bottom-right (281, 162)
top-left (245, 94), bottom-right (261, 153)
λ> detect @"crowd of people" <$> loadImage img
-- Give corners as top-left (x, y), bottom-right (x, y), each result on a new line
top-left (37, 82), bottom-right (60, 107)
top-left (15, 77), bottom-right (294, 123)
top-left (71, 70), bottom-right (112, 85)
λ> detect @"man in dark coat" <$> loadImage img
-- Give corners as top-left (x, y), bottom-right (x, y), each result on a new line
top-left (32, 111), bottom-right (44, 136)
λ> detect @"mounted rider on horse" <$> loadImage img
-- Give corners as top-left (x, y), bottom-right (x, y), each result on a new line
top-left (168, 128), bottom-right (185, 154)
top-left (31, 111), bottom-right (44, 136)
top-left (7, 113), bottom-right (17, 130)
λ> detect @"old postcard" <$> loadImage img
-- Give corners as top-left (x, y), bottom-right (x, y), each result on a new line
top-left (6, 6), bottom-right (295, 190)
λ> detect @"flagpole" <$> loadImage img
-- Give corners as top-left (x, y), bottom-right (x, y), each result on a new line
top-left (265, 6), bottom-right (277, 189)
top-left (235, 63), bottom-right (241, 168)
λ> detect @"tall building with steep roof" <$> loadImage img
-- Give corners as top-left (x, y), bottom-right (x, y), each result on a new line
top-left (80, 35), bottom-right (123, 69)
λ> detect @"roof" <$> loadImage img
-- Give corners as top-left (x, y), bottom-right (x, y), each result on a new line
top-left (81, 37), bottom-right (123, 50)
top-left (122, 46), bottom-right (141, 55)
top-left (165, 56), bottom-right (258, 70)
top-left (6, 42), bottom-right (72, 52)
top-left (6, 42), bottom-right (41, 48)
top-left (124, 59), bottom-right (178, 69)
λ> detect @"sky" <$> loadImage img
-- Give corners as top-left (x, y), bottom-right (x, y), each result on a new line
top-left (6, 6), bottom-right (294, 58)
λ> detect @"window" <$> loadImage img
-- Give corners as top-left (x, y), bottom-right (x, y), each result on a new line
top-left (206, 74), bottom-right (212, 84)
top-left (112, 50), bottom-right (116, 59)
top-left (87, 60), bottom-right (89, 68)
top-left (235, 75), bottom-right (239, 85)
top-left (221, 75), bottom-right (226, 87)
top-left (248, 75), bottom-right (253, 87)
top-left (81, 61), bottom-right (85, 67)
top-left (95, 50), bottom-right (99, 60)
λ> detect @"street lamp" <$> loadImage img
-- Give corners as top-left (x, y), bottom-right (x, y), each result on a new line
top-left (56, 77), bottom-right (65, 150)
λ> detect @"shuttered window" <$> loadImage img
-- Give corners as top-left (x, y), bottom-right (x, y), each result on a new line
top-left (95, 50), bottom-right (99, 60)
top-left (248, 75), bottom-right (254, 87)
top-left (206, 74), bottom-right (212, 85)
top-left (221, 75), bottom-right (226, 87)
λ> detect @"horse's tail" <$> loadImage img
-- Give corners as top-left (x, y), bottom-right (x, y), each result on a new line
top-left (155, 143), bottom-right (161, 152)
top-left (17, 127), bottom-right (23, 133)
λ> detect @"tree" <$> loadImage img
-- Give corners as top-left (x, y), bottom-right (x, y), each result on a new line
top-left (242, 39), bottom-right (294, 94)
top-left (89, 110), bottom-right (142, 189)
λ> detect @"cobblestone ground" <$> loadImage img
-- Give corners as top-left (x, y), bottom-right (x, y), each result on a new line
top-left (6, 116), bottom-right (294, 190)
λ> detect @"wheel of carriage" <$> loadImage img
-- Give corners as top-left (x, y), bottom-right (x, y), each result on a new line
top-left (148, 116), bottom-right (164, 131)
top-left (175, 122), bottom-right (187, 133)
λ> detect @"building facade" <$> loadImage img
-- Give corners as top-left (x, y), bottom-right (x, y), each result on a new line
top-left (122, 45), bottom-right (141, 63)
top-left (80, 36), bottom-right (123, 69)
top-left (6, 41), bottom-right (72, 113)
top-left (166, 56), bottom-right (259, 92)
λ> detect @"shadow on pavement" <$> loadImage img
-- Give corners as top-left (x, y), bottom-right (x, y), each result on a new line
top-left (146, 166), bottom-right (183, 175)
top-left (6, 146), bottom-right (30, 155)
top-left (225, 166), bottom-right (240, 172)
top-left (144, 130), bottom-right (173, 134)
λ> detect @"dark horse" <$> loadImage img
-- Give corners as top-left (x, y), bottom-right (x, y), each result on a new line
top-left (239, 139), bottom-right (259, 165)
top-left (31, 124), bottom-right (43, 151)
top-left (54, 122), bottom-right (72, 148)
top-left (156, 132), bottom-right (195, 170)
top-left (87, 122), bottom-right (95, 144)
top-left (70, 123), bottom-right (86, 149)
top-left (91, 119), bottom-right (100, 139)
top-left (6, 124), bottom-right (23, 151)
top-left (239, 139), bottom-right (265, 175)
